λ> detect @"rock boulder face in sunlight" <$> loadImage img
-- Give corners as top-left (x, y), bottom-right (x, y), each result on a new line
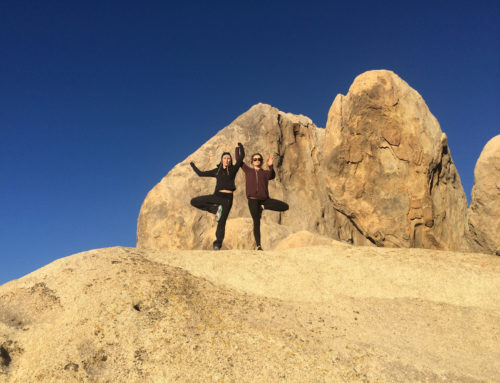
top-left (1, 246), bottom-right (499, 382)
top-left (138, 70), bottom-right (472, 252)
top-left (323, 70), bottom-right (470, 250)
top-left (137, 103), bottom-right (327, 251)
top-left (468, 135), bottom-right (500, 255)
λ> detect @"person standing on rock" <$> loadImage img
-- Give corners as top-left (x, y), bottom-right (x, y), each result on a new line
top-left (235, 146), bottom-right (289, 250)
top-left (188, 143), bottom-right (245, 250)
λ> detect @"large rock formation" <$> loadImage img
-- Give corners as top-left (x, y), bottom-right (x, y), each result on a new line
top-left (137, 103), bottom-right (326, 250)
top-left (468, 135), bottom-right (500, 255)
top-left (1, 246), bottom-right (499, 382)
top-left (322, 70), bottom-right (470, 250)
top-left (138, 70), bottom-right (471, 251)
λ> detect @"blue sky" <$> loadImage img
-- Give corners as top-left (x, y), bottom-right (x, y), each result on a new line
top-left (1, 0), bottom-right (499, 284)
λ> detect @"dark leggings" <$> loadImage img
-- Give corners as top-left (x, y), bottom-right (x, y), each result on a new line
top-left (248, 198), bottom-right (289, 246)
top-left (191, 191), bottom-right (233, 247)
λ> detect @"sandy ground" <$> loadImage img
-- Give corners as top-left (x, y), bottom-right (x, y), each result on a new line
top-left (0, 244), bottom-right (499, 382)
top-left (145, 244), bottom-right (500, 381)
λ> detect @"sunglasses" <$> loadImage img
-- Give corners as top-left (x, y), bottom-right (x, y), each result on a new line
top-left (252, 158), bottom-right (263, 162)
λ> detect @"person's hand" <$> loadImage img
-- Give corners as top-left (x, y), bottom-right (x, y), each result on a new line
top-left (267, 154), bottom-right (273, 166)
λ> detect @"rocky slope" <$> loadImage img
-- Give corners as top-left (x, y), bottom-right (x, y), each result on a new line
top-left (1, 245), bottom-right (499, 382)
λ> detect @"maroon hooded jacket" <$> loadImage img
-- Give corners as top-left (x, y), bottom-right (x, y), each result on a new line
top-left (235, 147), bottom-right (275, 200)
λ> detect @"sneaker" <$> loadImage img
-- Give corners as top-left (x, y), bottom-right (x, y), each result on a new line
top-left (256, 245), bottom-right (263, 251)
top-left (215, 205), bottom-right (223, 221)
top-left (213, 242), bottom-right (221, 251)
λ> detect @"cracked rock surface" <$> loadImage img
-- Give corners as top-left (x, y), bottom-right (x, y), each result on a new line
top-left (323, 70), bottom-right (469, 250)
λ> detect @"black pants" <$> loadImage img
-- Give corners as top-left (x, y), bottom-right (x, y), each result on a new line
top-left (248, 198), bottom-right (289, 246)
top-left (191, 191), bottom-right (233, 247)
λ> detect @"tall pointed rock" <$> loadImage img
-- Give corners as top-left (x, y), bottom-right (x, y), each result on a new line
top-left (322, 70), bottom-right (470, 250)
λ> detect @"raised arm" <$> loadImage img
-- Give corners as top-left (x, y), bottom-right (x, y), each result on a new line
top-left (235, 142), bottom-right (246, 169)
top-left (190, 162), bottom-right (217, 177)
top-left (267, 154), bottom-right (276, 180)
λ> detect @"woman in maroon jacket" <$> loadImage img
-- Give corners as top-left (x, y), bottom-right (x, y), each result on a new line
top-left (236, 145), bottom-right (288, 250)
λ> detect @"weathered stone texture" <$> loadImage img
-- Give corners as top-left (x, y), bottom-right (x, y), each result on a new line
top-left (137, 103), bottom-right (325, 251)
top-left (138, 70), bottom-right (472, 251)
top-left (322, 70), bottom-right (469, 250)
top-left (468, 135), bottom-right (500, 255)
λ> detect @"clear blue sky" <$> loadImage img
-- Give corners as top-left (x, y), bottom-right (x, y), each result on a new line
top-left (1, 1), bottom-right (499, 285)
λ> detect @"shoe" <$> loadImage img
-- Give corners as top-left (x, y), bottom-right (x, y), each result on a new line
top-left (213, 242), bottom-right (221, 251)
top-left (215, 205), bottom-right (223, 222)
top-left (256, 245), bottom-right (263, 251)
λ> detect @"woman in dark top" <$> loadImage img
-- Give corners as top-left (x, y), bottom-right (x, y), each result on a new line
top-left (235, 148), bottom-right (288, 250)
top-left (189, 143), bottom-right (245, 250)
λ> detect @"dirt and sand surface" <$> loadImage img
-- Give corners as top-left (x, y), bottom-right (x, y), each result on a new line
top-left (1, 243), bottom-right (498, 382)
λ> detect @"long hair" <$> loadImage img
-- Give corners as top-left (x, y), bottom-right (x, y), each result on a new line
top-left (216, 152), bottom-right (233, 175)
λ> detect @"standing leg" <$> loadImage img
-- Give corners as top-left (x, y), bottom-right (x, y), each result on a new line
top-left (214, 196), bottom-right (233, 248)
top-left (248, 199), bottom-right (263, 247)
top-left (262, 198), bottom-right (289, 212)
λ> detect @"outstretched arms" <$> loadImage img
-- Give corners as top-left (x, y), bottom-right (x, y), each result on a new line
top-left (185, 157), bottom-right (217, 177)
